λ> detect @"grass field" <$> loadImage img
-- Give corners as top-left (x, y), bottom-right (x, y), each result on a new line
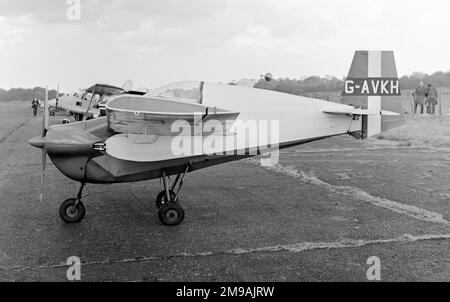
top-left (378, 87), bottom-right (450, 148)
top-left (373, 115), bottom-right (450, 148)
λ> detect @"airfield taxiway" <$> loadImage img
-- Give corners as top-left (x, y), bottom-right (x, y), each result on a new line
top-left (0, 101), bottom-right (449, 281)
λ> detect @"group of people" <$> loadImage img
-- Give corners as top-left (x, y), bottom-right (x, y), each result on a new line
top-left (412, 82), bottom-right (439, 115)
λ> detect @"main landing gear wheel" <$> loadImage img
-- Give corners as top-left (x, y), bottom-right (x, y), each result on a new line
top-left (155, 190), bottom-right (176, 208)
top-left (156, 164), bottom-right (191, 226)
top-left (59, 198), bottom-right (86, 223)
top-left (158, 202), bottom-right (185, 226)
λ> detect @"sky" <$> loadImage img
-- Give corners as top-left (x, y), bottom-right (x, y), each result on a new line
top-left (1, 0), bottom-right (450, 92)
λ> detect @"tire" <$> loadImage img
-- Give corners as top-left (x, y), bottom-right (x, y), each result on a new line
top-left (155, 190), bottom-right (176, 208)
top-left (158, 202), bottom-right (185, 226)
top-left (59, 198), bottom-right (86, 223)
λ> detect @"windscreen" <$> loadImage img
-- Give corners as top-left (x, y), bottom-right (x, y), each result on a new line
top-left (147, 81), bottom-right (202, 103)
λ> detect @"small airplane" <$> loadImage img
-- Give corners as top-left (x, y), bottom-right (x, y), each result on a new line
top-left (47, 81), bottom-right (137, 122)
top-left (29, 50), bottom-right (404, 226)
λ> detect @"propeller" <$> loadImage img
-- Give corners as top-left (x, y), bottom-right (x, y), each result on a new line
top-left (39, 86), bottom-right (49, 202)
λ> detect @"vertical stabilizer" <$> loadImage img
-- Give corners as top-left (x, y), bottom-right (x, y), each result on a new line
top-left (341, 51), bottom-right (404, 138)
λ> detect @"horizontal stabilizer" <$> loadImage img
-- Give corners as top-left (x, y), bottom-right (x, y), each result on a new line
top-left (323, 107), bottom-right (400, 116)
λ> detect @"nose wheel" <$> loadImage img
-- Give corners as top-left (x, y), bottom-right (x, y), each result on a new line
top-left (59, 183), bottom-right (86, 223)
top-left (156, 164), bottom-right (190, 226)
top-left (59, 198), bottom-right (86, 223)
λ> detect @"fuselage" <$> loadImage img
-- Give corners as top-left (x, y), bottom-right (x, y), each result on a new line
top-left (48, 91), bottom-right (100, 117)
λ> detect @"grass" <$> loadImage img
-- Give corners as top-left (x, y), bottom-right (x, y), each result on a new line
top-left (374, 115), bottom-right (450, 148)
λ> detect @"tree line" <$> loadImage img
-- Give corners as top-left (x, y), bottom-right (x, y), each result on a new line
top-left (2, 71), bottom-right (450, 101)
top-left (0, 87), bottom-right (59, 102)
top-left (253, 71), bottom-right (450, 96)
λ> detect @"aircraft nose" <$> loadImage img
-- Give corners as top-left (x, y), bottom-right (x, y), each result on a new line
top-left (29, 136), bottom-right (45, 149)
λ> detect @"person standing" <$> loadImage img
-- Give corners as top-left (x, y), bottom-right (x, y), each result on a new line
top-left (425, 84), bottom-right (438, 115)
top-left (31, 98), bottom-right (39, 117)
top-left (413, 82), bottom-right (426, 114)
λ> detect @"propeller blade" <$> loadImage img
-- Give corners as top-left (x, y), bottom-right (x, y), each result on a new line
top-left (39, 146), bottom-right (47, 203)
top-left (38, 86), bottom-right (49, 202)
top-left (42, 86), bottom-right (49, 137)
top-left (56, 83), bottom-right (59, 107)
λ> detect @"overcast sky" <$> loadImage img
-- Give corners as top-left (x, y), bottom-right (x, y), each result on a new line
top-left (1, 0), bottom-right (450, 91)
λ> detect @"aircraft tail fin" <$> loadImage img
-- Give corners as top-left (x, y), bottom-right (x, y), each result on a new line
top-left (341, 51), bottom-right (404, 138)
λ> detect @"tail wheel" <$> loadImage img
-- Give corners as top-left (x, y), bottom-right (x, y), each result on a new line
top-left (59, 198), bottom-right (86, 223)
top-left (155, 190), bottom-right (176, 208)
top-left (158, 202), bottom-right (185, 226)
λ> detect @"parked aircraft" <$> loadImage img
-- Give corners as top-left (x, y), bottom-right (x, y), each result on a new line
top-left (47, 82), bottom-right (138, 122)
top-left (29, 51), bottom-right (404, 226)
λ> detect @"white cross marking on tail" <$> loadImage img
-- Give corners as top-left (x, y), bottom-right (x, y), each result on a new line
top-left (367, 51), bottom-right (382, 137)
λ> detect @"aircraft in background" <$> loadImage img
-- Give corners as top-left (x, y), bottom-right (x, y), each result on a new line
top-left (29, 50), bottom-right (404, 226)
top-left (47, 81), bottom-right (143, 122)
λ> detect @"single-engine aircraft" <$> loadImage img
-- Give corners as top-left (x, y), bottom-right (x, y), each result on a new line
top-left (29, 51), bottom-right (404, 226)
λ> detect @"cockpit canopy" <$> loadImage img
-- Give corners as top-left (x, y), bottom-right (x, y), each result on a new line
top-left (147, 81), bottom-right (203, 104)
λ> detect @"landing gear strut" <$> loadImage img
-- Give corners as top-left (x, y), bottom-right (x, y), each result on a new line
top-left (73, 113), bottom-right (84, 122)
top-left (156, 164), bottom-right (190, 226)
top-left (59, 183), bottom-right (86, 223)
top-left (57, 165), bottom-right (191, 225)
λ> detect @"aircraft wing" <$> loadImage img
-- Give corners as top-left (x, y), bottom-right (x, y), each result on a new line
top-left (104, 133), bottom-right (277, 162)
top-left (85, 84), bottom-right (124, 96)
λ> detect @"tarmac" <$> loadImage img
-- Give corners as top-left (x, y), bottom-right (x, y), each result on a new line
top-left (0, 101), bottom-right (449, 281)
